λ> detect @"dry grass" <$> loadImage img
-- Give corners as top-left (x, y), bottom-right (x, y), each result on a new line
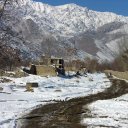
top-left (105, 70), bottom-right (128, 80)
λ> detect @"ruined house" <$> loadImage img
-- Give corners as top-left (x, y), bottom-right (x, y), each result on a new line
top-left (24, 56), bottom-right (65, 76)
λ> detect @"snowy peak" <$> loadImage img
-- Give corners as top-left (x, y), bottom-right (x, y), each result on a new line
top-left (16, 0), bottom-right (128, 36)
top-left (56, 3), bottom-right (88, 11)
top-left (19, 0), bottom-right (31, 5)
top-left (17, 0), bottom-right (52, 14)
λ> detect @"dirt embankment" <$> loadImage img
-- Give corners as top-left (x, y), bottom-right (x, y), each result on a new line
top-left (18, 79), bottom-right (128, 128)
top-left (105, 70), bottom-right (128, 80)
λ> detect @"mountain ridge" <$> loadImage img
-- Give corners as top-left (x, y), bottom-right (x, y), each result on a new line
top-left (17, 0), bottom-right (128, 36)
top-left (1, 0), bottom-right (128, 62)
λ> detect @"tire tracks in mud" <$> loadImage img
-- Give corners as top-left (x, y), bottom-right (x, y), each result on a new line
top-left (18, 79), bottom-right (128, 128)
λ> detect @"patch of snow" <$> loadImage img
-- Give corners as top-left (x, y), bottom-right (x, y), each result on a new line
top-left (81, 94), bottom-right (128, 128)
top-left (0, 73), bottom-right (110, 127)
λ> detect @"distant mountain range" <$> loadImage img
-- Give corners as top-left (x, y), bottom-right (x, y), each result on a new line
top-left (1, 0), bottom-right (128, 62)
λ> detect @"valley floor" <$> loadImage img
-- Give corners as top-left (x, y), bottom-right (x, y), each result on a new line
top-left (0, 73), bottom-right (128, 128)
top-left (19, 79), bottom-right (128, 128)
top-left (0, 73), bottom-right (110, 128)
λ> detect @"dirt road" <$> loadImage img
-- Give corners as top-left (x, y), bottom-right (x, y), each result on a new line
top-left (18, 79), bottom-right (128, 128)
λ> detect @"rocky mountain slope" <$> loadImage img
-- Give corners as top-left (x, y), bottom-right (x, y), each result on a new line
top-left (1, 0), bottom-right (128, 62)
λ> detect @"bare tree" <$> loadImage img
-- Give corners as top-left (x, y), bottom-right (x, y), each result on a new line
top-left (0, 44), bottom-right (21, 70)
top-left (46, 38), bottom-right (52, 57)
top-left (0, 0), bottom-right (22, 70)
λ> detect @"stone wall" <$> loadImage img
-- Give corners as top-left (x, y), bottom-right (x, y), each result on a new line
top-left (35, 65), bottom-right (57, 76)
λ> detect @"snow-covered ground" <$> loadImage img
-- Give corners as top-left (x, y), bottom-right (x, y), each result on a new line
top-left (0, 73), bottom-right (110, 128)
top-left (81, 93), bottom-right (128, 128)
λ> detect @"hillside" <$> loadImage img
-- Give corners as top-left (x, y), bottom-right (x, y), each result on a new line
top-left (1, 0), bottom-right (128, 62)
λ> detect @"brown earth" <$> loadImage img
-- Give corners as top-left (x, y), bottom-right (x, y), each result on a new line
top-left (105, 70), bottom-right (128, 80)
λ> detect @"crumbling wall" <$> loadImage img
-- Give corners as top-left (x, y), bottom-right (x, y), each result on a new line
top-left (35, 65), bottom-right (57, 76)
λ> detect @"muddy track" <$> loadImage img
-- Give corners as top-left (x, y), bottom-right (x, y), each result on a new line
top-left (18, 79), bottom-right (128, 128)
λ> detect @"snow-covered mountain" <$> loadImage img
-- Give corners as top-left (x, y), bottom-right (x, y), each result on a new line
top-left (1, 0), bottom-right (128, 62)
top-left (17, 0), bottom-right (128, 35)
